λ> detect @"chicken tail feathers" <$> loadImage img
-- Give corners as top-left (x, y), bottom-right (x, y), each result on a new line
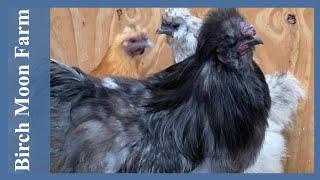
top-left (50, 60), bottom-right (99, 172)
top-left (51, 60), bottom-right (90, 101)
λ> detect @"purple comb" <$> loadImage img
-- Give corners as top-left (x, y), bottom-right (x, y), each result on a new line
top-left (240, 22), bottom-right (256, 37)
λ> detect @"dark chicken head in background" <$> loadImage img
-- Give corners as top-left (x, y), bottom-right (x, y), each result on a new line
top-left (119, 25), bottom-right (153, 58)
top-left (196, 8), bottom-right (263, 69)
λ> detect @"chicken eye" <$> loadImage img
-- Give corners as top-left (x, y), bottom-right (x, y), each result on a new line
top-left (129, 39), bottom-right (136, 43)
top-left (172, 23), bottom-right (180, 29)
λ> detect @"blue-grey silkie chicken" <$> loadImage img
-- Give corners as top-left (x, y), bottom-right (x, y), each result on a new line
top-left (157, 8), bottom-right (304, 173)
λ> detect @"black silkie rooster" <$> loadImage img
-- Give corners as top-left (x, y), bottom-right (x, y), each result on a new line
top-left (50, 9), bottom-right (270, 173)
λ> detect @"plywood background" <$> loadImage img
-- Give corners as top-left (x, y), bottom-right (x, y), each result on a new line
top-left (50, 8), bottom-right (314, 173)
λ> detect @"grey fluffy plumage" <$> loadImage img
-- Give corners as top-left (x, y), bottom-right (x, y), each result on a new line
top-left (159, 8), bottom-right (304, 173)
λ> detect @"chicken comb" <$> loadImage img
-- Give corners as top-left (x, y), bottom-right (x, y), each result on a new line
top-left (240, 22), bottom-right (256, 37)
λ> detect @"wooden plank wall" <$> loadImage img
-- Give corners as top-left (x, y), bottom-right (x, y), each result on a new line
top-left (50, 8), bottom-right (314, 173)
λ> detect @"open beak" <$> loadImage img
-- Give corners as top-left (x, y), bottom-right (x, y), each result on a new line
top-left (156, 25), bottom-right (173, 36)
top-left (246, 35), bottom-right (263, 47)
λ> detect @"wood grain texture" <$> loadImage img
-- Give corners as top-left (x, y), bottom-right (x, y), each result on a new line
top-left (50, 8), bottom-right (314, 173)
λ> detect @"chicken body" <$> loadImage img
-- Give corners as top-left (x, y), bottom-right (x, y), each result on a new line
top-left (90, 25), bottom-right (153, 79)
top-left (158, 8), bottom-right (304, 173)
top-left (51, 9), bottom-right (271, 173)
top-left (90, 42), bottom-right (140, 78)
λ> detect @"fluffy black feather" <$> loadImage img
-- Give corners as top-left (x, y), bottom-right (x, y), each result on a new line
top-left (50, 8), bottom-right (270, 173)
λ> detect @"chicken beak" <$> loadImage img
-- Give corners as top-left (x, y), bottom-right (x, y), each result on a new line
top-left (156, 26), bottom-right (173, 36)
top-left (141, 39), bottom-right (154, 48)
top-left (246, 35), bottom-right (264, 47)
